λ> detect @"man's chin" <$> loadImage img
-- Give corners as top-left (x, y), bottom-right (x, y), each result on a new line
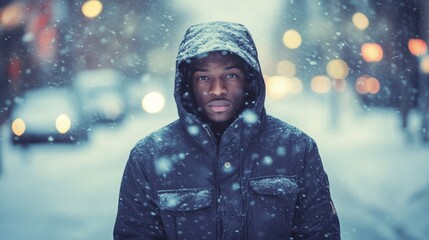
top-left (207, 114), bottom-right (235, 125)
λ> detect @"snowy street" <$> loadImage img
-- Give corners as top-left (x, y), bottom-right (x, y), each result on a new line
top-left (1, 1), bottom-right (429, 239)
top-left (1, 92), bottom-right (428, 240)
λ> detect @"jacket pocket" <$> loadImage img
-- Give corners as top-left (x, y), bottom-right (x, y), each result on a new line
top-left (250, 175), bottom-right (299, 195)
top-left (248, 176), bottom-right (299, 239)
top-left (157, 188), bottom-right (216, 240)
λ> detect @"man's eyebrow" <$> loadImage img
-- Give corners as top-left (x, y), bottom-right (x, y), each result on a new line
top-left (224, 65), bottom-right (243, 71)
top-left (191, 64), bottom-right (242, 73)
top-left (192, 67), bottom-right (208, 73)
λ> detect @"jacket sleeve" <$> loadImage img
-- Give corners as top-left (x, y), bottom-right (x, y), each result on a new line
top-left (113, 148), bottom-right (166, 240)
top-left (292, 140), bottom-right (340, 239)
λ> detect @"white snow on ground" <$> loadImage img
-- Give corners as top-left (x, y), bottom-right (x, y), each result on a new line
top-left (0, 90), bottom-right (428, 240)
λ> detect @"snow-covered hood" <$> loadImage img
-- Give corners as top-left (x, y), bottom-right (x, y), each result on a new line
top-left (174, 21), bottom-right (266, 123)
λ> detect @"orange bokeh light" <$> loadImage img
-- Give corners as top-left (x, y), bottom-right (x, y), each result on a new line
top-left (311, 75), bottom-right (332, 94)
top-left (355, 75), bottom-right (380, 94)
top-left (361, 43), bottom-right (383, 62)
top-left (408, 38), bottom-right (427, 56)
top-left (0, 2), bottom-right (25, 29)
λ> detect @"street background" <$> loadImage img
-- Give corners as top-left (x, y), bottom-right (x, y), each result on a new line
top-left (1, 0), bottom-right (429, 239)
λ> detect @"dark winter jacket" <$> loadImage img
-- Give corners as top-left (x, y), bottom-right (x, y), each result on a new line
top-left (114, 21), bottom-right (340, 239)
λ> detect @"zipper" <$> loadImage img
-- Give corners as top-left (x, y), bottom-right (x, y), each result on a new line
top-left (202, 124), bottom-right (223, 239)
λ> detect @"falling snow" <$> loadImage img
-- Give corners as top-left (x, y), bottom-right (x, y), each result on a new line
top-left (155, 156), bottom-right (172, 175)
top-left (1, 0), bottom-right (429, 239)
top-left (242, 109), bottom-right (258, 124)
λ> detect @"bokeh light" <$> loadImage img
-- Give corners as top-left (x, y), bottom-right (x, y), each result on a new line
top-left (361, 43), bottom-right (384, 62)
top-left (266, 76), bottom-right (302, 99)
top-left (81, 0), bottom-right (103, 19)
top-left (282, 29), bottom-right (302, 49)
top-left (333, 79), bottom-right (347, 92)
top-left (352, 12), bottom-right (369, 30)
top-left (11, 118), bottom-right (26, 136)
top-left (355, 75), bottom-right (380, 94)
top-left (327, 59), bottom-right (349, 80)
top-left (311, 75), bottom-right (332, 94)
top-left (266, 76), bottom-right (288, 99)
top-left (420, 55), bottom-right (429, 73)
top-left (276, 60), bottom-right (296, 77)
top-left (408, 38), bottom-right (428, 56)
top-left (0, 2), bottom-right (25, 29)
top-left (56, 114), bottom-right (71, 134)
top-left (142, 92), bottom-right (166, 113)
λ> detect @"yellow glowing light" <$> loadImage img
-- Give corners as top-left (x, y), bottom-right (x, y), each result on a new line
top-left (11, 118), bottom-right (26, 136)
top-left (81, 0), bottom-right (103, 19)
top-left (352, 12), bottom-right (369, 30)
top-left (420, 55), bottom-right (429, 73)
top-left (282, 29), bottom-right (302, 49)
top-left (266, 76), bottom-right (301, 98)
top-left (266, 76), bottom-right (289, 99)
top-left (142, 92), bottom-right (165, 113)
top-left (327, 59), bottom-right (349, 80)
top-left (56, 114), bottom-right (71, 134)
top-left (361, 43), bottom-right (383, 62)
top-left (355, 75), bottom-right (380, 94)
top-left (408, 38), bottom-right (427, 56)
top-left (276, 60), bottom-right (296, 77)
top-left (311, 75), bottom-right (332, 94)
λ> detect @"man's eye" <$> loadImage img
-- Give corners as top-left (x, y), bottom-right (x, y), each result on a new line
top-left (197, 76), bottom-right (209, 81)
top-left (226, 73), bottom-right (238, 79)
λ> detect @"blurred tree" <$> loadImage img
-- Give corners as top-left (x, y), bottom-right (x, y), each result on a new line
top-left (415, 0), bottom-right (429, 142)
top-left (377, 0), bottom-right (419, 131)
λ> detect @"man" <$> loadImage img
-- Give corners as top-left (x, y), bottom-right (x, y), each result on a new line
top-left (114, 21), bottom-right (340, 239)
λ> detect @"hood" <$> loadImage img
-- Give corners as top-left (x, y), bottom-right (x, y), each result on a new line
top-left (174, 21), bottom-right (266, 128)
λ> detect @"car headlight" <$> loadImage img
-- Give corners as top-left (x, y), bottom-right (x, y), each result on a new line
top-left (11, 118), bottom-right (26, 136)
top-left (141, 91), bottom-right (165, 113)
top-left (56, 114), bottom-right (71, 134)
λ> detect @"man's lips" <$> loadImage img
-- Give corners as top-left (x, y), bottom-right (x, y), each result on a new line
top-left (207, 100), bottom-right (231, 113)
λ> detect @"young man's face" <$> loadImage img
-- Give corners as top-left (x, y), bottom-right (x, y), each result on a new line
top-left (191, 52), bottom-right (246, 124)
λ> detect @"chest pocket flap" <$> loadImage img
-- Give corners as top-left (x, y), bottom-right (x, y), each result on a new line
top-left (157, 188), bottom-right (213, 212)
top-left (250, 176), bottom-right (299, 195)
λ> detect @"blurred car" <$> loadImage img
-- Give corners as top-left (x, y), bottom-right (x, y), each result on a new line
top-left (10, 87), bottom-right (89, 145)
top-left (73, 68), bottom-right (127, 124)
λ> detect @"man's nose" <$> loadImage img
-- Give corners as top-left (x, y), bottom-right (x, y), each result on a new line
top-left (209, 78), bottom-right (227, 96)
